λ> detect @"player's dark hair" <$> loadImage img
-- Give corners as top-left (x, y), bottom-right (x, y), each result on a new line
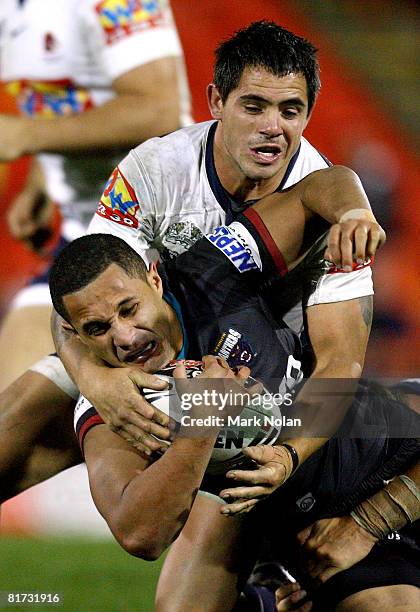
top-left (49, 234), bottom-right (147, 323)
top-left (214, 20), bottom-right (320, 113)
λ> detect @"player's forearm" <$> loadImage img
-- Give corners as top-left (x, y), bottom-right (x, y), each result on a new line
top-left (281, 368), bottom-right (360, 465)
top-left (301, 165), bottom-right (374, 224)
top-left (284, 296), bottom-right (372, 466)
top-left (279, 337), bottom-right (366, 465)
top-left (107, 436), bottom-right (217, 560)
top-left (19, 92), bottom-right (180, 156)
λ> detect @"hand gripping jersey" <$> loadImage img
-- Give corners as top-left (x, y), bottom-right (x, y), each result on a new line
top-left (0, 0), bottom-right (191, 232)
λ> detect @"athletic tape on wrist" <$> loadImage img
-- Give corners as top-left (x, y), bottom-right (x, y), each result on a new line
top-left (351, 475), bottom-right (420, 539)
top-left (385, 475), bottom-right (420, 523)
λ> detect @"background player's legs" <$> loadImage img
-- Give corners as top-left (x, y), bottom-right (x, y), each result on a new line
top-left (335, 585), bottom-right (420, 611)
top-left (0, 303), bottom-right (54, 391)
top-left (0, 370), bottom-right (81, 501)
top-left (156, 494), bottom-right (259, 612)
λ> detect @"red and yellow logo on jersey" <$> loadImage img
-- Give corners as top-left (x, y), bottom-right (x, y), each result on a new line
top-left (95, 0), bottom-right (166, 45)
top-left (96, 167), bottom-right (139, 228)
top-left (6, 80), bottom-right (94, 117)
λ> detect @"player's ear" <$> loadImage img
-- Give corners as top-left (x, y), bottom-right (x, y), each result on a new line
top-left (207, 83), bottom-right (223, 119)
top-left (146, 261), bottom-right (163, 297)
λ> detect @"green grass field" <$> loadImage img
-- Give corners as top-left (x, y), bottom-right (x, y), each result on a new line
top-left (0, 536), bottom-right (165, 611)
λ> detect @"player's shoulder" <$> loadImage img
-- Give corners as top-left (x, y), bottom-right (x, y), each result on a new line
top-left (129, 121), bottom-right (214, 174)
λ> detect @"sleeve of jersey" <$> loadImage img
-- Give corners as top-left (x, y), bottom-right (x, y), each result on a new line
top-left (74, 395), bottom-right (105, 452)
top-left (87, 149), bottom-right (159, 265)
top-left (89, 0), bottom-right (184, 81)
top-left (305, 265), bottom-right (373, 307)
top-left (214, 209), bottom-right (373, 306)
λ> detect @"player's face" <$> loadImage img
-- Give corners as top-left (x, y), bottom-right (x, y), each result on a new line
top-left (209, 67), bottom-right (310, 191)
top-left (63, 264), bottom-right (182, 373)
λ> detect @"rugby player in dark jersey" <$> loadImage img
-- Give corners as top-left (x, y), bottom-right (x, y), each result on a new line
top-left (47, 220), bottom-right (419, 611)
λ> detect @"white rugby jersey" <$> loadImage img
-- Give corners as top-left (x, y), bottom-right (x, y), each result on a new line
top-left (88, 120), bottom-right (331, 261)
top-left (88, 120), bottom-right (373, 319)
top-left (0, 0), bottom-right (191, 231)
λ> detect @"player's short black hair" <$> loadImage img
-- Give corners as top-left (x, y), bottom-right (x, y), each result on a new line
top-left (214, 20), bottom-right (320, 113)
top-left (49, 234), bottom-right (147, 323)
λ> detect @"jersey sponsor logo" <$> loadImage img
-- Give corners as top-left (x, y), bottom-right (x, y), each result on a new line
top-left (326, 257), bottom-right (373, 275)
top-left (96, 167), bottom-right (139, 228)
top-left (163, 222), bottom-right (203, 254)
top-left (6, 80), bottom-right (94, 117)
top-left (206, 226), bottom-right (258, 273)
top-left (296, 492), bottom-right (316, 512)
top-left (95, 0), bottom-right (166, 45)
top-left (213, 328), bottom-right (255, 368)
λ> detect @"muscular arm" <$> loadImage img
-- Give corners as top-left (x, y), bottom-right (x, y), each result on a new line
top-left (82, 358), bottom-right (248, 560)
top-left (282, 294), bottom-right (373, 464)
top-left (219, 296), bottom-right (373, 513)
top-left (0, 58), bottom-right (181, 160)
top-left (253, 166), bottom-right (385, 269)
top-left (84, 424), bottom-right (217, 560)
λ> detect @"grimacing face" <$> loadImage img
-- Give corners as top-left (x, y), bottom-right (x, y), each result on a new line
top-left (62, 263), bottom-right (182, 373)
top-left (209, 67), bottom-right (311, 192)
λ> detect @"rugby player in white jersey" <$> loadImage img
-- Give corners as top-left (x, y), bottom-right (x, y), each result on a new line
top-left (0, 0), bottom-right (192, 389)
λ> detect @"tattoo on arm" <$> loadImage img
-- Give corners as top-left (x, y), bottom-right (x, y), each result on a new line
top-left (359, 295), bottom-right (373, 329)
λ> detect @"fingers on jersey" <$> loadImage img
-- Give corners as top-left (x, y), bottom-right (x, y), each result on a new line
top-left (276, 583), bottom-right (312, 612)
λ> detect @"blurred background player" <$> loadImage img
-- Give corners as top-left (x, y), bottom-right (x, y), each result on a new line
top-left (0, 0), bottom-right (192, 389)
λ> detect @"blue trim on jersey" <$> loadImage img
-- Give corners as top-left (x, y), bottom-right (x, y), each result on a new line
top-left (163, 291), bottom-right (188, 359)
top-left (318, 150), bottom-right (333, 167)
top-left (205, 122), bottom-right (236, 223)
top-left (277, 143), bottom-right (301, 190)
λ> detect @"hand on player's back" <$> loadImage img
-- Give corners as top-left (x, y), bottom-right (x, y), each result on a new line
top-left (296, 515), bottom-right (377, 584)
top-left (81, 365), bottom-right (171, 456)
top-left (276, 582), bottom-right (312, 611)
